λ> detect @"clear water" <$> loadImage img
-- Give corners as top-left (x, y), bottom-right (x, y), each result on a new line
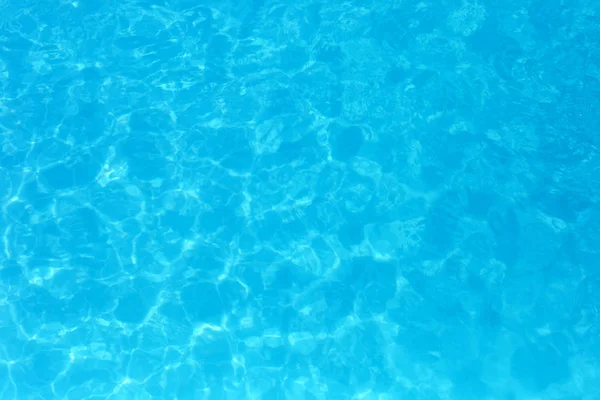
top-left (1, 0), bottom-right (599, 399)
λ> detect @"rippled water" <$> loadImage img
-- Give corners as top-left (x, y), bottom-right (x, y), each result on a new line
top-left (1, 1), bottom-right (599, 399)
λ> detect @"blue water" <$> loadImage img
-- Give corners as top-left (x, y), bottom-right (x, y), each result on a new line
top-left (1, 0), bottom-right (599, 399)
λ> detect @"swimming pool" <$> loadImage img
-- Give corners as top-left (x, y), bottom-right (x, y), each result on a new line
top-left (0, 0), bottom-right (599, 399)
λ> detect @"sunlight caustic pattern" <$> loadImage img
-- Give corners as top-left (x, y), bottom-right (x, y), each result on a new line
top-left (1, 0), bottom-right (599, 399)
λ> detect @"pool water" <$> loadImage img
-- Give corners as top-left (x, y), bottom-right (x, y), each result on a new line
top-left (1, 0), bottom-right (599, 399)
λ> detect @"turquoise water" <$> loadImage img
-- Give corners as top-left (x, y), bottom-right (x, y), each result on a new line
top-left (1, 0), bottom-right (599, 399)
